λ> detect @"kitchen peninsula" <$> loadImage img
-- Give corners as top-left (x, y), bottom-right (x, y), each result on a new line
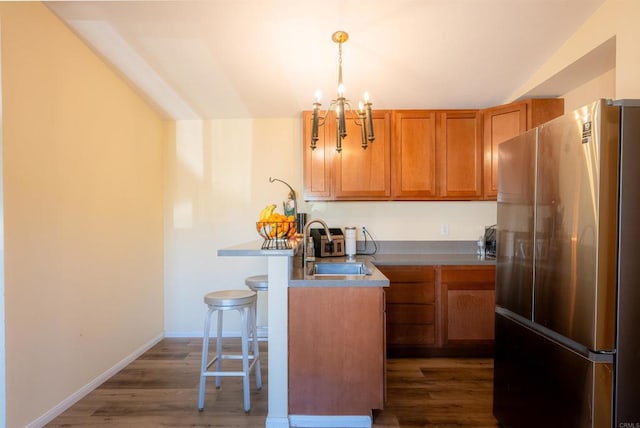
top-left (218, 239), bottom-right (389, 428)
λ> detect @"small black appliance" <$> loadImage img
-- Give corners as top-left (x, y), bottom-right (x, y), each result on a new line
top-left (310, 228), bottom-right (344, 257)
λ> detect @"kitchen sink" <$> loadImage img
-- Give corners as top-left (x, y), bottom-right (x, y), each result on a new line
top-left (310, 261), bottom-right (372, 276)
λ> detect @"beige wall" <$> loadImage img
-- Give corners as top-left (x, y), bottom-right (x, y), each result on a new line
top-left (562, 68), bottom-right (616, 112)
top-left (1, 3), bottom-right (167, 427)
top-left (513, 0), bottom-right (640, 102)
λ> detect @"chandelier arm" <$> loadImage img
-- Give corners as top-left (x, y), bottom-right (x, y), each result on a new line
top-left (358, 111), bottom-right (368, 149)
top-left (365, 101), bottom-right (375, 142)
top-left (335, 115), bottom-right (342, 153)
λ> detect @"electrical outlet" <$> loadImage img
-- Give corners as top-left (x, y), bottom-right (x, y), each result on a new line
top-left (441, 223), bottom-right (449, 235)
top-left (361, 225), bottom-right (367, 234)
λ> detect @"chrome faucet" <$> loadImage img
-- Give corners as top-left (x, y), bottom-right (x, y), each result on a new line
top-left (302, 218), bottom-right (332, 267)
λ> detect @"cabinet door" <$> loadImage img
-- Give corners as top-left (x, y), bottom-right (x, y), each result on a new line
top-left (288, 287), bottom-right (385, 414)
top-left (437, 111), bottom-right (483, 199)
top-left (334, 110), bottom-right (391, 200)
top-left (441, 266), bottom-right (496, 346)
top-left (391, 110), bottom-right (438, 199)
top-left (303, 110), bottom-right (334, 200)
top-left (482, 103), bottom-right (527, 199)
top-left (483, 99), bottom-right (564, 200)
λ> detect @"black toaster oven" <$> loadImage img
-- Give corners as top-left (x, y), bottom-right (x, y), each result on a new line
top-left (310, 228), bottom-right (345, 257)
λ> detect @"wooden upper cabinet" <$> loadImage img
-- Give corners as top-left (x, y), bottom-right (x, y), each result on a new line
top-left (302, 110), bottom-right (391, 200)
top-left (392, 110), bottom-right (438, 199)
top-left (392, 110), bottom-right (482, 200)
top-left (303, 99), bottom-right (562, 201)
top-left (391, 110), bottom-right (438, 199)
top-left (334, 110), bottom-right (392, 200)
top-left (303, 110), bottom-right (334, 200)
top-left (483, 98), bottom-right (563, 200)
top-left (437, 111), bottom-right (483, 200)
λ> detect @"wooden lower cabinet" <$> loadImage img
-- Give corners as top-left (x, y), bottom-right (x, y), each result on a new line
top-left (378, 266), bottom-right (438, 357)
top-left (378, 264), bottom-right (496, 357)
top-left (288, 287), bottom-right (385, 415)
top-left (441, 265), bottom-right (496, 356)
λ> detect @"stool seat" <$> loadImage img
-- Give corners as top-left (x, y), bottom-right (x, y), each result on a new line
top-left (204, 290), bottom-right (256, 307)
top-left (244, 275), bottom-right (268, 291)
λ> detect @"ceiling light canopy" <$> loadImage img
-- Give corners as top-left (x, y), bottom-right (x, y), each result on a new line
top-left (310, 31), bottom-right (374, 153)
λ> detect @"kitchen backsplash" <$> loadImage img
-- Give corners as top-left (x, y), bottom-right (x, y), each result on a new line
top-left (302, 200), bottom-right (497, 241)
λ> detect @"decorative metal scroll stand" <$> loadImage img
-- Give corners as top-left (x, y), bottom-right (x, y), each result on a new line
top-left (269, 177), bottom-right (298, 219)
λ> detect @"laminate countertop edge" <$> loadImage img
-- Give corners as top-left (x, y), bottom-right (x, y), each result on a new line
top-left (369, 253), bottom-right (495, 266)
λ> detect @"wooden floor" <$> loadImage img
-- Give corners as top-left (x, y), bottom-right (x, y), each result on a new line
top-left (47, 338), bottom-right (499, 427)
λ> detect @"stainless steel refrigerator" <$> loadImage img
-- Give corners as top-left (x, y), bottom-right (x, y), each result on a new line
top-left (493, 99), bottom-right (640, 427)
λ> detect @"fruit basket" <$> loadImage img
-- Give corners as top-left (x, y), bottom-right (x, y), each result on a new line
top-left (256, 219), bottom-right (297, 249)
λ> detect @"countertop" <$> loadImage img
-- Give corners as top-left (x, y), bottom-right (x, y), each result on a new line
top-left (369, 253), bottom-right (495, 266)
top-left (288, 252), bottom-right (493, 287)
top-left (353, 239), bottom-right (496, 266)
top-left (218, 239), bottom-right (495, 288)
top-left (217, 239), bottom-right (495, 263)
top-left (217, 238), bottom-right (302, 257)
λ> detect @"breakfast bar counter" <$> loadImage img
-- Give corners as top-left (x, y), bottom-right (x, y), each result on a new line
top-left (218, 239), bottom-right (299, 428)
top-left (218, 239), bottom-right (389, 428)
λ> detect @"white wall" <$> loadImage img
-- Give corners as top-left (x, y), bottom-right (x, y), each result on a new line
top-left (164, 118), bottom-right (301, 336)
top-left (305, 200), bottom-right (495, 241)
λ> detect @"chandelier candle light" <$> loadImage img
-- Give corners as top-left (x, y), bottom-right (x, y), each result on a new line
top-left (311, 31), bottom-right (374, 153)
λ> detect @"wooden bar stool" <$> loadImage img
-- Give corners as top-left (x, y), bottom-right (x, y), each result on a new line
top-left (245, 275), bottom-right (268, 341)
top-left (197, 289), bottom-right (261, 412)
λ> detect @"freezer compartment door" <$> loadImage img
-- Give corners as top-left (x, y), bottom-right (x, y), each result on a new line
top-left (493, 312), bottom-right (613, 428)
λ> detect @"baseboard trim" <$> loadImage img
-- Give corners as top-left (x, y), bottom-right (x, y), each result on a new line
top-left (26, 333), bottom-right (164, 428)
top-left (289, 415), bottom-right (372, 428)
top-left (164, 330), bottom-right (244, 338)
top-left (266, 416), bottom-right (291, 428)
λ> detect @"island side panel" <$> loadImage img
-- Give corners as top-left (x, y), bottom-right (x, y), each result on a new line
top-left (288, 286), bottom-right (385, 415)
top-left (267, 255), bottom-right (290, 427)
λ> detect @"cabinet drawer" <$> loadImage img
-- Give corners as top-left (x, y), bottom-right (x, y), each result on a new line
top-left (387, 304), bottom-right (435, 325)
top-left (387, 324), bottom-right (435, 345)
top-left (386, 282), bottom-right (435, 304)
top-left (441, 266), bottom-right (496, 284)
top-left (378, 266), bottom-right (435, 283)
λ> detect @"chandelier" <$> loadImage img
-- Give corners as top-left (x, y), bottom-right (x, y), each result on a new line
top-left (310, 31), bottom-right (374, 153)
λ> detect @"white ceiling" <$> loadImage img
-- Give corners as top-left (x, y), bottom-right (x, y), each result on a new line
top-left (46, 0), bottom-right (607, 120)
